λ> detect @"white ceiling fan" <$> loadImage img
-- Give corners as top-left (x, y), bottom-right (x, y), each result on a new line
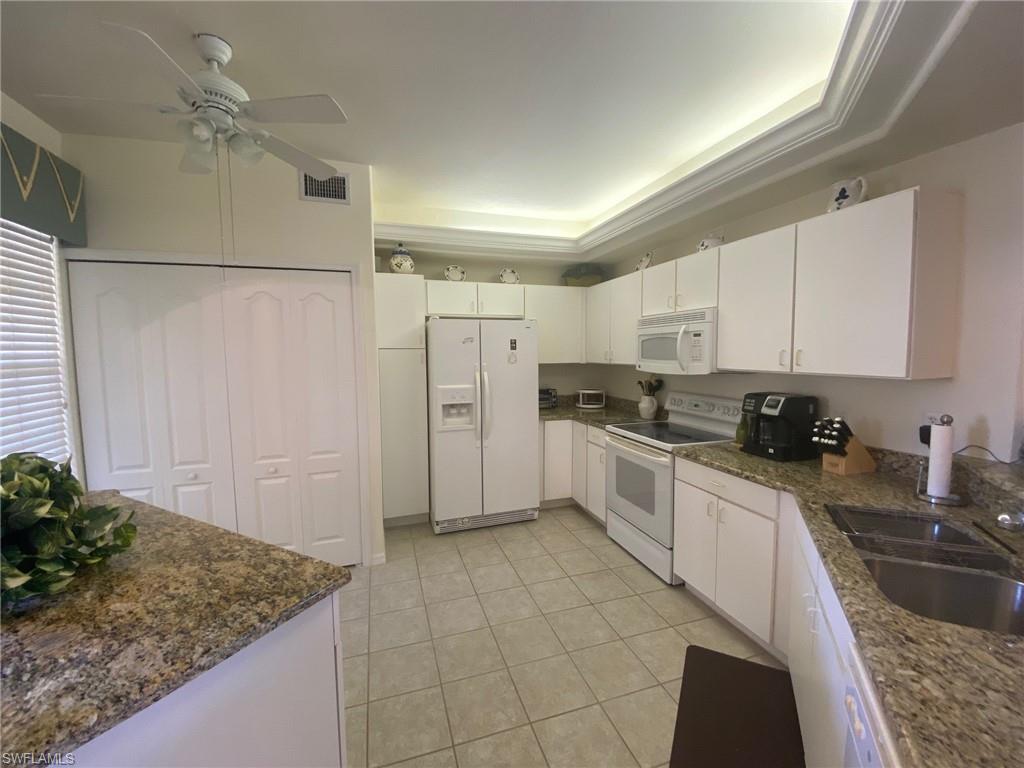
top-left (39, 23), bottom-right (346, 179)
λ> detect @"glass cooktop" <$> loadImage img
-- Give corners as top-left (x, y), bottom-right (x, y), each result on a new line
top-left (608, 421), bottom-right (729, 446)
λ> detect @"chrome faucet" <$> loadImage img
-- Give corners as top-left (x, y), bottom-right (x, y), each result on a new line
top-left (995, 511), bottom-right (1024, 532)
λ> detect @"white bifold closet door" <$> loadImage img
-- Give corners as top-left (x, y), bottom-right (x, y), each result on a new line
top-left (222, 269), bottom-right (362, 565)
top-left (69, 263), bottom-right (237, 530)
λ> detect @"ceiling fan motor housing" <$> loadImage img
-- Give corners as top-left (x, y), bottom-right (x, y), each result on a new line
top-left (190, 33), bottom-right (247, 132)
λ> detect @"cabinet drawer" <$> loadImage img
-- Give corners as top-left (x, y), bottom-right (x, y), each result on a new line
top-left (675, 460), bottom-right (778, 518)
top-left (587, 425), bottom-right (607, 446)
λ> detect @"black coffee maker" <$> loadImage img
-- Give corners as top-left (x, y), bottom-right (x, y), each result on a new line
top-left (740, 393), bottom-right (819, 461)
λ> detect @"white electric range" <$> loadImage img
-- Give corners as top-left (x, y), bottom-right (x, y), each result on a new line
top-left (604, 393), bottom-right (742, 583)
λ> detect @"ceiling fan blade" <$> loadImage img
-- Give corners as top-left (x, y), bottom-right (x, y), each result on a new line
top-left (238, 95), bottom-right (347, 124)
top-left (102, 22), bottom-right (205, 103)
top-left (250, 131), bottom-right (337, 180)
top-left (37, 94), bottom-right (187, 114)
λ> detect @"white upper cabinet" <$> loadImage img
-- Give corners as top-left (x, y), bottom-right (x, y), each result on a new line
top-left (476, 282), bottom-right (525, 317)
top-left (587, 273), bottom-right (641, 364)
top-left (608, 271), bottom-right (642, 365)
top-left (425, 280), bottom-right (525, 318)
top-left (585, 280), bottom-right (612, 363)
top-left (525, 285), bottom-right (586, 364)
top-left (675, 248), bottom-right (719, 311)
top-left (375, 273), bottom-right (426, 348)
top-left (793, 187), bottom-right (961, 379)
top-left (642, 249), bottom-right (719, 317)
top-left (641, 260), bottom-right (677, 316)
top-left (717, 225), bottom-right (796, 373)
top-left (426, 280), bottom-right (478, 316)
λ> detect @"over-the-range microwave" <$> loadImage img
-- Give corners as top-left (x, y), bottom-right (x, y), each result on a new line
top-left (636, 308), bottom-right (716, 375)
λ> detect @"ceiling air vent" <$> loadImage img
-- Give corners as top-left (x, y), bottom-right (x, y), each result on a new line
top-left (299, 172), bottom-right (349, 204)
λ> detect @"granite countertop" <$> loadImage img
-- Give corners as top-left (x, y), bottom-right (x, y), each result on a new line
top-left (539, 404), bottom-right (643, 427)
top-left (672, 443), bottom-right (1024, 768)
top-left (1, 491), bottom-right (350, 756)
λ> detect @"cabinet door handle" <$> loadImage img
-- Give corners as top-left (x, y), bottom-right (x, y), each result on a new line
top-left (675, 293), bottom-right (683, 309)
top-left (706, 500), bottom-right (715, 517)
top-left (709, 480), bottom-right (724, 488)
top-left (666, 295), bottom-right (674, 309)
top-left (778, 349), bottom-right (786, 367)
top-left (186, 472), bottom-right (198, 481)
top-left (795, 348), bottom-right (803, 367)
top-left (268, 467), bottom-right (279, 475)
top-left (599, 452), bottom-right (605, 465)
top-left (718, 506), bottom-right (725, 524)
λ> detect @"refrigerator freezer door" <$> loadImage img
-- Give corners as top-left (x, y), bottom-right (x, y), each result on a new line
top-left (479, 320), bottom-right (540, 516)
top-left (427, 319), bottom-right (483, 522)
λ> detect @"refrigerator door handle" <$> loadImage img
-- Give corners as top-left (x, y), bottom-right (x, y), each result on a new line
top-left (482, 367), bottom-right (493, 442)
top-left (474, 366), bottom-right (482, 446)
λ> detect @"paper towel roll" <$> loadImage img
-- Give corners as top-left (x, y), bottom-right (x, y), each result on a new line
top-left (927, 422), bottom-right (954, 498)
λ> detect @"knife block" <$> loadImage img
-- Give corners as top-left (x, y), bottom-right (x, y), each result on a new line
top-left (821, 436), bottom-right (876, 476)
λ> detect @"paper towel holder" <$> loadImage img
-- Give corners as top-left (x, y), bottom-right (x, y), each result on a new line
top-left (916, 414), bottom-right (968, 506)
top-left (915, 459), bottom-right (967, 506)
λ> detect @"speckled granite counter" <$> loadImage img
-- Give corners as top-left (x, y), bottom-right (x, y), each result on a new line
top-left (1, 491), bottom-right (350, 756)
top-left (672, 443), bottom-right (1024, 768)
top-left (539, 404), bottom-right (642, 427)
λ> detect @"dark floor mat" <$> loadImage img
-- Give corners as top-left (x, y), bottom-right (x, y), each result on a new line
top-left (670, 645), bottom-right (805, 768)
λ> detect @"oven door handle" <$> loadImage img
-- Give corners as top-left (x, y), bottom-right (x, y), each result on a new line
top-left (606, 436), bottom-right (673, 466)
top-left (675, 324), bottom-right (689, 372)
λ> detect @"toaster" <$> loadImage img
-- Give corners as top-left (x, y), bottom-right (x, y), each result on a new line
top-left (576, 390), bottom-right (606, 410)
top-left (539, 388), bottom-right (559, 410)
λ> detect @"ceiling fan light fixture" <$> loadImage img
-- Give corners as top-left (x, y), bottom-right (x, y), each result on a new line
top-left (177, 117), bottom-right (216, 153)
top-left (178, 146), bottom-right (217, 175)
top-left (228, 131), bottom-right (265, 167)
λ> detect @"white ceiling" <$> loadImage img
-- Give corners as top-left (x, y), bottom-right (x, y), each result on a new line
top-left (0, 1), bottom-right (851, 237)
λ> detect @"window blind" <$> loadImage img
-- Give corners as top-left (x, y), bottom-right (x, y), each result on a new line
top-left (0, 219), bottom-right (70, 462)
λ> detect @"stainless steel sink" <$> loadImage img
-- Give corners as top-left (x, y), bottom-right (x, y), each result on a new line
top-left (827, 504), bottom-right (1023, 634)
top-left (861, 557), bottom-right (1024, 635)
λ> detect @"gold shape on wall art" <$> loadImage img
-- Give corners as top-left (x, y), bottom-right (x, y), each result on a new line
top-left (1, 135), bottom-right (41, 201)
top-left (46, 150), bottom-right (84, 223)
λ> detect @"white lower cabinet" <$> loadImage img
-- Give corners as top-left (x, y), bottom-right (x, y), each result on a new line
top-left (672, 460), bottom-right (778, 644)
top-left (542, 420), bottom-right (573, 500)
top-left (715, 499), bottom-right (776, 642)
top-left (585, 441), bottom-right (606, 522)
top-left (672, 481), bottom-right (719, 598)
top-left (571, 421), bottom-right (587, 507)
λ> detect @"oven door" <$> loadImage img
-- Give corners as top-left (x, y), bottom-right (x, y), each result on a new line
top-left (636, 326), bottom-right (685, 375)
top-left (605, 436), bottom-right (674, 547)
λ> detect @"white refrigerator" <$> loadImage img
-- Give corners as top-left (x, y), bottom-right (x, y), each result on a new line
top-left (427, 318), bottom-right (540, 531)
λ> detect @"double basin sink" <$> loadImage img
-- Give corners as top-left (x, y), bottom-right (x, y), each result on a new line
top-left (827, 505), bottom-right (1024, 635)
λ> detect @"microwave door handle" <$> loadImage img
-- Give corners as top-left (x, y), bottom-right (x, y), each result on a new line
top-left (675, 324), bottom-right (689, 373)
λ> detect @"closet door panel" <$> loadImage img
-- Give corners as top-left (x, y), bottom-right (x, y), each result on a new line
top-left (159, 280), bottom-right (236, 530)
top-left (290, 273), bottom-right (362, 565)
top-left (223, 272), bottom-right (303, 552)
top-left (70, 263), bottom-right (235, 528)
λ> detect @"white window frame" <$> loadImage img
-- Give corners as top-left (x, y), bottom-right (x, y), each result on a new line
top-left (0, 219), bottom-right (74, 466)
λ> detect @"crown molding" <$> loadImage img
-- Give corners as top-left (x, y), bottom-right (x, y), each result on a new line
top-left (373, 0), bottom-right (974, 261)
top-left (373, 222), bottom-right (581, 258)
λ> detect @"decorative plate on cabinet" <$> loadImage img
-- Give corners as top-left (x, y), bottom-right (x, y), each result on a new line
top-left (634, 251), bottom-right (653, 271)
top-left (498, 268), bottom-right (520, 284)
top-left (443, 264), bottom-right (467, 282)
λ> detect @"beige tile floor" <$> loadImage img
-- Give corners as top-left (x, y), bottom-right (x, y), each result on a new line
top-left (340, 506), bottom-right (784, 768)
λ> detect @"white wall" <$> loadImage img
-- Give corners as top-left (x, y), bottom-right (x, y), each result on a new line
top-left (59, 133), bottom-right (386, 563)
top-left (1, 92), bottom-right (62, 154)
top-left (599, 124), bottom-right (1024, 459)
